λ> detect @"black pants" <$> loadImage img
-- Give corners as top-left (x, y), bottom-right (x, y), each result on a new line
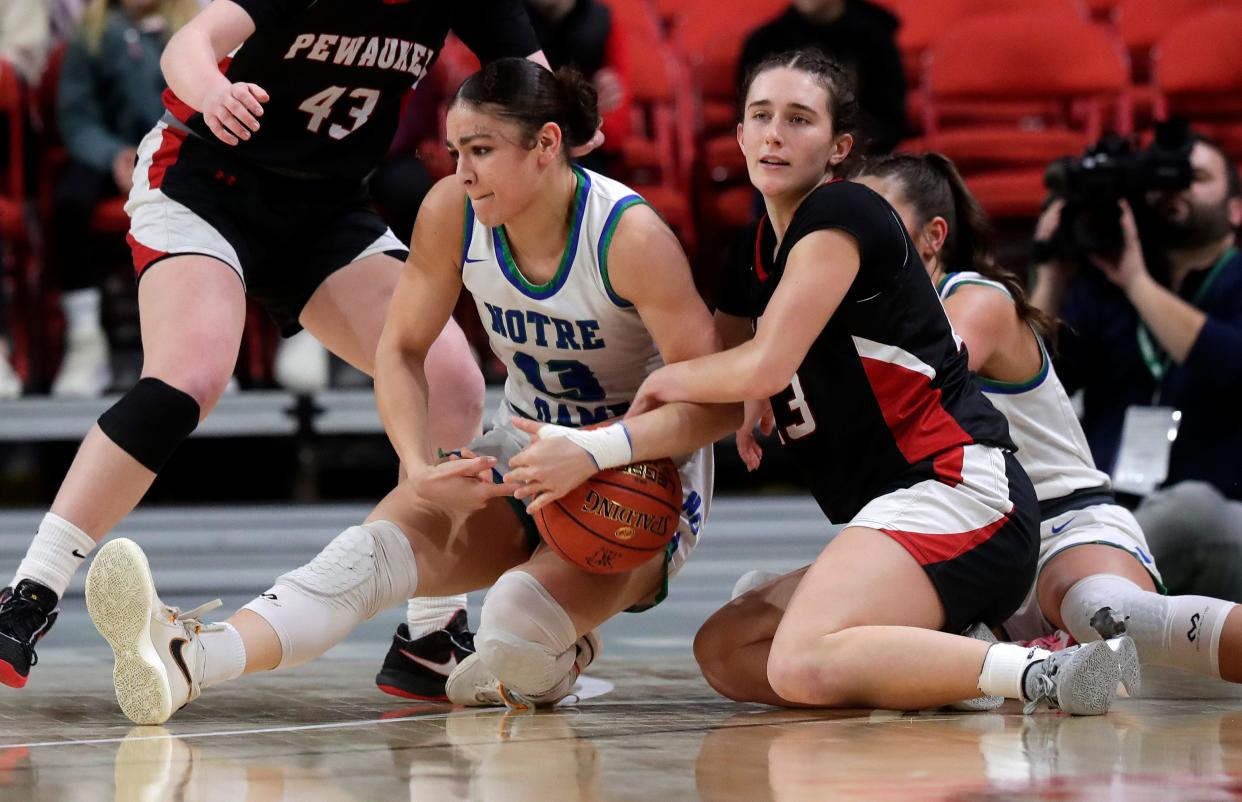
top-left (51, 160), bottom-right (119, 292)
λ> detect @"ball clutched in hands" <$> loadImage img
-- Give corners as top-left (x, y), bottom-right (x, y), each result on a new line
top-left (534, 458), bottom-right (682, 575)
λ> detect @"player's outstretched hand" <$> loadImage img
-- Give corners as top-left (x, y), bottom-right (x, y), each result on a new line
top-left (505, 418), bottom-right (597, 513)
top-left (203, 82), bottom-right (269, 146)
top-left (410, 449), bottom-right (512, 513)
top-left (736, 398), bottom-right (774, 471)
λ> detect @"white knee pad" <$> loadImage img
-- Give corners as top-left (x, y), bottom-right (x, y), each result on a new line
top-left (1061, 572), bottom-right (1235, 677)
top-left (242, 520), bottom-right (418, 670)
top-left (475, 571), bottom-right (580, 700)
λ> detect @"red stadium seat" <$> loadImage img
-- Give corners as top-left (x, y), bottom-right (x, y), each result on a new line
top-left (608, 10), bottom-right (698, 252)
top-left (0, 59), bottom-right (32, 381)
top-left (897, 0), bottom-right (1089, 82)
top-left (1152, 7), bottom-right (1242, 161)
top-left (922, 12), bottom-right (1130, 218)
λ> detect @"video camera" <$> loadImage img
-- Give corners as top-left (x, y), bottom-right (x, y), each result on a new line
top-left (1043, 119), bottom-right (1194, 260)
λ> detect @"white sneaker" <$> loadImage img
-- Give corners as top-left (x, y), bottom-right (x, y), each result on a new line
top-left (0, 351), bottom-right (20, 399)
top-left (446, 631), bottom-right (602, 710)
top-left (1023, 635), bottom-right (1140, 716)
top-left (730, 569), bottom-right (781, 600)
top-left (86, 538), bottom-right (222, 724)
top-left (51, 329), bottom-right (111, 398)
top-left (274, 330), bottom-right (329, 392)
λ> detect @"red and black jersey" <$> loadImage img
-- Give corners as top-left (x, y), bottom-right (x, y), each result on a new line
top-left (720, 180), bottom-right (1015, 522)
top-left (164, 0), bottom-right (539, 180)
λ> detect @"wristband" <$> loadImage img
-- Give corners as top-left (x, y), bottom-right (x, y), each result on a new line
top-left (536, 421), bottom-right (634, 470)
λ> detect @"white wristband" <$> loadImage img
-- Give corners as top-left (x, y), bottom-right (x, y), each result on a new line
top-left (536, 421), bottom-right (634, 470)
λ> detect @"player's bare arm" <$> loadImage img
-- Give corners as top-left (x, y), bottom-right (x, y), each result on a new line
top-left (632, 228), bottom-right (859, 411)
top-left (162, 0), bottom-right (268, 145)
top-left (375, 177), bottom-right (510, 512)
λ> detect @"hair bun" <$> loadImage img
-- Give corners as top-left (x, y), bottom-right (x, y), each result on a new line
top-left (554, 67), bottom-right (601, 148)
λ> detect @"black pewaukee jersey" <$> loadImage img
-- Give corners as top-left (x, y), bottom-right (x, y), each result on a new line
top-left (164, 0), bottom-right (539, 180)
top-left (719, 180), bottom-right (1015, 522)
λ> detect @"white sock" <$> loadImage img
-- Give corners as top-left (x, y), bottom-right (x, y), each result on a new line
top-left (1060, 573), bottom-right (1235, 678)
top-left (977, 643), bottom-right (1052, 700)
top-left (13, 513), bottom-right (97, 597)
top-left (62, 288), bottom-right (102, 336)
top-left (199, 622), bottom-right (247, 689)
top-left (406, 594), bottom-right (468, 639)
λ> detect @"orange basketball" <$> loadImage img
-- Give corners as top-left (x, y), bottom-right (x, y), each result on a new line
top-left (536, 458), bottom-right (682, 574)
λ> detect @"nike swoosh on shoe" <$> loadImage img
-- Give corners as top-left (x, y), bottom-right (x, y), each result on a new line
top-left (400, 649), bottom-right (458, 676)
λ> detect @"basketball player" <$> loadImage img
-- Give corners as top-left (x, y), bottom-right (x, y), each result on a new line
top-left (632, 49), bottom-right (1138, 714)
top-left (0, 0), bottom-right (556, 690)
top-left (83, 58), bottom-right (738, 725)
top-left (846, 152), bottom-right (1242, 686)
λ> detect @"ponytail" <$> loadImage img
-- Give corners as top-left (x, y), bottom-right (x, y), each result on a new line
top-left (852, 152), bottom-right (1059, 342)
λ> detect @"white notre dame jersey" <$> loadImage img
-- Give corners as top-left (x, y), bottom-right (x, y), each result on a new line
top-left (939, 272), bottom-right (1111, 502)
top-left (461, 167), bottom-right (665, 426)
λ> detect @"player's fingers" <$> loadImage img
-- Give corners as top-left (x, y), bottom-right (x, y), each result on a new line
top-left (480, 481), bottom-right (516, 500)
top-left (440, 455), bottom-right (497, 477)
top-left (504, 466), bottom-right (536, 485)
top-left (219, 112), bottom-right (251, 141)
top-left (759, 408), bottom-right (775, 436)
top-left (206, 117), bottom-right (239, 146)
top-left (237, 84), bottom-right (266, 115)
top-left (510, 417), bottom-right (542, 440)
top-left (224, 97), bottom-right (261, 132)
top-left (246, 83), bottom-right (271, 103)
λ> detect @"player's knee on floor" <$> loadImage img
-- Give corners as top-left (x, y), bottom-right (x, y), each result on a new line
top-left (97, 377), bottom-right (201, 472)
top-left (693, 612), bottom-right (745, 699)
top-left (475, 571), bottom-right (578, 700)
top-left (242, 520), bottom-right (418, 669)
top-left (766, 631), bottom-right (853, 707)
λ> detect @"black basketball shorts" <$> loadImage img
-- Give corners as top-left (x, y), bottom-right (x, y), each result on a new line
top-left (125, 121), bottom-right (407, 336)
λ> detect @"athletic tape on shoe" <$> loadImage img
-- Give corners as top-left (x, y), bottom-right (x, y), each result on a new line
top-left (536, 421), bottom-right (633, 470)
top-left (97, 377), bottom-right (200, 472)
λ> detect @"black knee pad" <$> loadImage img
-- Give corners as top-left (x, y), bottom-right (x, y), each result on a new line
top-left (97, 377), bottom-right (201, 472)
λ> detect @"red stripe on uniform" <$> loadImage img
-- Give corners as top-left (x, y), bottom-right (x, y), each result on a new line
top-left (162, 57), bottom-right (232, 124)
top-left (858, 357), bottom-right (973, 464)
top-left (883, 513), bottom-right (1011, 567)
top-left (126, 233), bottom-right (169, 278)
top-left (147, 126), bottom-right (187, 189)
top-left (933, 446), bottom-right (964, 487)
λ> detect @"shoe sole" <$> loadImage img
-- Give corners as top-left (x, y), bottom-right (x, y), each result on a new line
top-left (86, 539), bottom-right (173, 725)
top-left (374, 676), bottom-right (449, 703)
top-left (1055, 639), bottom-right (1123, 715)
top-left (0, 662), bottom-right (27, 688)
top-left (1109, 635), bottom-right (1142, 696)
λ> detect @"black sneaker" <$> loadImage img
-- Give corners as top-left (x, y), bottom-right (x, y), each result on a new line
top-left (0, 579), bottom-right (60, 688)
top-left (375, 609), bottom-right (474, 701)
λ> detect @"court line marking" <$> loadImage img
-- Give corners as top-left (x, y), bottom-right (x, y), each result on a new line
top-left (7, 695), bottom-right (741, 751)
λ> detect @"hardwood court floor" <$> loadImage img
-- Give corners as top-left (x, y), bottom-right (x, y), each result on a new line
top-left (4, 658), bottom-right (1242, 801)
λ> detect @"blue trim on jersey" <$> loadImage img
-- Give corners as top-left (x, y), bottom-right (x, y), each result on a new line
top-left (596, 194), bottom-right (647, 308)
top-left (460, 199), bottom-right (476, 272)
top-left (980, 336), bottom-right (1051, 394)
top-left (493, 167), bottom-right (592, 300)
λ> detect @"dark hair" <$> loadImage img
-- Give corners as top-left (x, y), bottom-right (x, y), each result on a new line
top-left (450, 58), bottom-right (600, 154)
top-left (1192, 133), bottom-right (1242, 201)
top-left (852, 152), bottom-right (1059, 342)
top-left (738, 48), bottom-right (863, 148)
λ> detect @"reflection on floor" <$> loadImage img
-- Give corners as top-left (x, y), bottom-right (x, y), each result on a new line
top-left (4, 660), bottom-right (1242, 801)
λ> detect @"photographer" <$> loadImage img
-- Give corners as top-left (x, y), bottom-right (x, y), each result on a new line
top-left (1031, 131), bottom-right (1242, 600)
